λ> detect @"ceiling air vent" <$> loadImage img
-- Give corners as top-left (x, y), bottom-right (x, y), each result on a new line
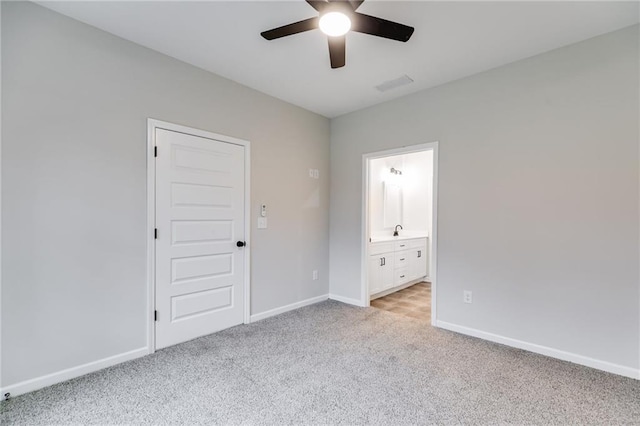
top-left (375, 75), bottom-right (414, 92)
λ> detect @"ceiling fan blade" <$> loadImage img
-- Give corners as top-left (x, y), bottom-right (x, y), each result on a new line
top-left (348, 0), bottom-right (365, 10)
top-left (261, 17), bottom-right (319, 40)
top-left (351, 12), bottom-right (414, 42)
top-left (306, 0), bottom-right (328, 12)
top-left (328, 35), bottom-right (346, 69)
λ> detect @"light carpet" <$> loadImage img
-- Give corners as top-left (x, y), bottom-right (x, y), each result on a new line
top-left (2, 300), bottom-right (639, 425)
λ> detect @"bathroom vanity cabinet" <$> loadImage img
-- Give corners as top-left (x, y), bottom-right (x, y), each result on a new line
top-left (368, 237), bottom-right (428, 297)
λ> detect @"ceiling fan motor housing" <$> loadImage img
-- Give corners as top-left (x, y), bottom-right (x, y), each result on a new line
top-left (320, 1), bottom-right (354, 18)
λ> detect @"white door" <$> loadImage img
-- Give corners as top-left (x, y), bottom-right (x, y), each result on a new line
top-left (155, 128), bottom-right (246, 349)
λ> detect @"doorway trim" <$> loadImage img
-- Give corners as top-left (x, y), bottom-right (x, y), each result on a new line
top-left (361, 142), bottom-right (439, 325)
top-left (146, 119), bottom-right (251, 353)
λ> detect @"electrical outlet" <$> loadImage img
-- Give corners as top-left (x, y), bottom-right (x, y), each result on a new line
top-left (309, 168), bottom-right (314, 178)
top-left (313, 169), bottom-right (320, 179)
top-left (312, 270), bottom-right (319, 280)
top-left (463, 290), bottom-right (473, 304)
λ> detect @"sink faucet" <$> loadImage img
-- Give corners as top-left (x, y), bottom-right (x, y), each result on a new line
top-left (393, 224), bottom-right (403, 237)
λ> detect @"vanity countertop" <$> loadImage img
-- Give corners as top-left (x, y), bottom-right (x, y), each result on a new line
top-left (370, 234), bottom-right (428, 243)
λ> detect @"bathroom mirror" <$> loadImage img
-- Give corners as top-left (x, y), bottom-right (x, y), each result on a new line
top-left (383, 182), bottom-right (402, 228)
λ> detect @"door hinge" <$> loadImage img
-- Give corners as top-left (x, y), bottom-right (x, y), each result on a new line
top-left (154, 146), bottom-right (157, 157)
top-left (154, 310), bottom-right (158, 321)
top-left (154, 228), bottom-right (158, 239)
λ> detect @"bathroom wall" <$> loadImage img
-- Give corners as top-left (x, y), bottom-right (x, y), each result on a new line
top-left (401, 150), bottom-right (433, 238)
top-left (369, 151), bottom-right (433, 239)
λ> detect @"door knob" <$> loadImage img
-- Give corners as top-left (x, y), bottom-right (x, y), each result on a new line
top-left (236, 241), bottom-right (246, 247)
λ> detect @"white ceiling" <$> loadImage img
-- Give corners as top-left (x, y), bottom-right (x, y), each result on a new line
top-left (38, 1), bottom-right (639, 118)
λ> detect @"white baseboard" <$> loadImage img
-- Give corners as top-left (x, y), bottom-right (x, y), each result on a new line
top-left (0, 347), bottom-right (149, 398)
top-left (435, 320), bottom-right (640, 380)
top-left (250, 294), bottom-right (329, 323)
top-left (329, 293), bottom-right (366, 307)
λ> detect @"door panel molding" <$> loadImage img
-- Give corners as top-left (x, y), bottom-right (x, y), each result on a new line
top-left (147, 119), bottom-right (251, 353)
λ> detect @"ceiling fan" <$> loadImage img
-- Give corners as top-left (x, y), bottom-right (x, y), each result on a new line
top-left (260, 0), bottom-right (414, 69)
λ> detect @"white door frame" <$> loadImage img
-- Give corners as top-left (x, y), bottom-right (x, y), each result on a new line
top-left (361, 142), bottom-right (439, 325)
top-left (146, 119), bottom-right (251, 353)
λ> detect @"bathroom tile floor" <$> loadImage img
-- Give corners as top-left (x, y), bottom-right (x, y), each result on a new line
top-left (370, 282), bottom-right (431, 323)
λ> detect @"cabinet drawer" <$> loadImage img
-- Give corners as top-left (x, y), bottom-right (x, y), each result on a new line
top-left (370, 242), bottom-right (394, 256)
top-left (408, 238), bottom-right (427, 249)
top-left (394, 250), bottom-right (410, 269)
top-left (395, 268), bottom-right (411, 285)
top-left (393, 240), bottom-right (410, 251)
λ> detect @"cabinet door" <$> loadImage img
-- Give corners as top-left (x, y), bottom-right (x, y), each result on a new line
top-left (422, 244), bottom-right (429, 278)
top-left (411, 245), bottom-right (428, 279)
top-left (369, 254), bottom-right (394, 295)
top-left (381, 255), bottom-right (395, 290)
top-left (368, 256), bottom-right (384, 295)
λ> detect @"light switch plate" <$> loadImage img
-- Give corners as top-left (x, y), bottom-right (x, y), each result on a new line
top-left (257, 217), bottom-right (268, 229)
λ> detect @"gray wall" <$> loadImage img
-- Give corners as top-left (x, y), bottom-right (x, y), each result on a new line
top-left (330, 25), bottom-right (639, 369)
top-left (1, 2), bottom-right (330, 387)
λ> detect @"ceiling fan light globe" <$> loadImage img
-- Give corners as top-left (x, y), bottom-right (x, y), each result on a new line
top-left (319, 12), bottom-right (351, 37)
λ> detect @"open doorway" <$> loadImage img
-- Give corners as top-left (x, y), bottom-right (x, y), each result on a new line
top-left (361, 142), bottom-right (438, 325)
